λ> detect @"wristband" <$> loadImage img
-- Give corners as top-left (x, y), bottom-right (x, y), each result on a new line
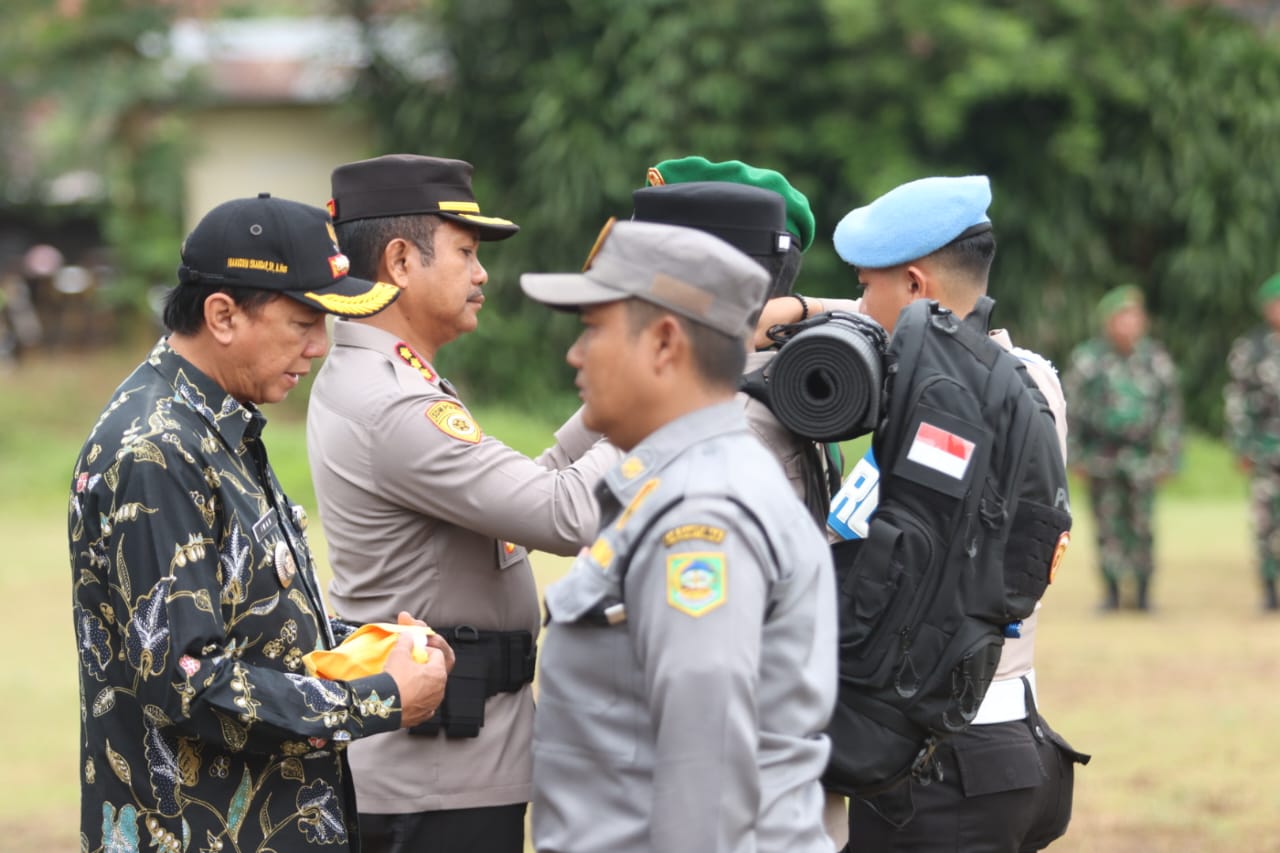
top-left (793, 293), bottom-right (809, 321)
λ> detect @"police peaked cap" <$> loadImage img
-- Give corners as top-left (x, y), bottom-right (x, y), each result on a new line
top-left (328, 154), bottom-right (519, 241)
top-left (631, 182), bottom-right (794, 258)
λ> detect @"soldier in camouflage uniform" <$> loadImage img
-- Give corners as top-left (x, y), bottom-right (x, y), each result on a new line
top-left (1224, 273), bottom-right (1280, 612)
top-left (1064, 285), bottom-right (1182, 611)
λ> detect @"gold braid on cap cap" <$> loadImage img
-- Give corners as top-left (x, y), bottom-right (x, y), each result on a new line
top-left (303, 282), bottom-right (399, 316)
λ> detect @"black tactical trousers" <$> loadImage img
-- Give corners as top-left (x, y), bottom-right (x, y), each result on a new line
top-left (359, 803), bottom-right (526, 853)
top-left (846, 714), bottom-right (1087, 853)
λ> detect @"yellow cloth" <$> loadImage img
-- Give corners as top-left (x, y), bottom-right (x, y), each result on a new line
top-left (303, 622), bottom-right (432, 680)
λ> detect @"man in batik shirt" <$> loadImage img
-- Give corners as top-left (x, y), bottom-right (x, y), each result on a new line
top-left (68, 193), bottom-right (451, 853)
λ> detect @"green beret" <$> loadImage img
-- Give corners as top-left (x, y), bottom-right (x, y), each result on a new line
top-left (1096, 284), bottom-right (1144, 322)
top-left (647, 156), bottom-right (815, 252)
top-left (1257, 273), bottom-right (1280, 307)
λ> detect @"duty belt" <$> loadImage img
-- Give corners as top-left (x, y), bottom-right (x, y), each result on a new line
top-left (408, 626), bottom-right (536, 739)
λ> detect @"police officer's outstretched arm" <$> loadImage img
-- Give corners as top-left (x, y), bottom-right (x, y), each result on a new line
top-left (627, 500), bottom-right (769, 853)
top-left (316, 381), bottom-right (618, 557)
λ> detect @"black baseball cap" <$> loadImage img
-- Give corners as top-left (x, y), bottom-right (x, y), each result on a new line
top-left (177, 193), bottom-right (400, 318)
top-left (328, 154), bottom-right (520, 241)
top-left (631, 182), bottom-right (793, 258)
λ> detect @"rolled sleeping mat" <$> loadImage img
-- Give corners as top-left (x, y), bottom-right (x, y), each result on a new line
top-left (767, 312), bottom-right (886, 442)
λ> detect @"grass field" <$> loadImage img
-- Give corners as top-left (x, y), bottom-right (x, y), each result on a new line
top-left (3, 349), bottom-right (1279, 851)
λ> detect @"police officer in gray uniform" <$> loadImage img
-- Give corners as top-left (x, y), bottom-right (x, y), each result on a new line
top-left (307, 155), bottom-right (619, 853)
top-left (522, 219), bottom-right (838, 853)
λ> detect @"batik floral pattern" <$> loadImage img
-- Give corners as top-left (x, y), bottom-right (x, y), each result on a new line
top-left (70, 338), bottom-right (403, 852)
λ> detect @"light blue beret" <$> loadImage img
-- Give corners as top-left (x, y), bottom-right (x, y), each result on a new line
top-left (833, 175), bottom-right (992, 268)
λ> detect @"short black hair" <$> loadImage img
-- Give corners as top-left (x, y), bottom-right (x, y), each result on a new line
top-left (335, 214), bottom-right (440, 280)
top-left (162, 284), bottom-right (277, 335)
top-left (929, 230), bottom-right (997, 284)
top-left (625, 300), bottom-right (746, 388)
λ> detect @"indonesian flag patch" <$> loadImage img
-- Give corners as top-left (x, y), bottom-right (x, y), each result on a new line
top-left (906, 421), bottom-right (975, 480)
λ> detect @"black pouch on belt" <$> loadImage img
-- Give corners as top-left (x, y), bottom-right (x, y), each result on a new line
top-left (408, 626), bottom-right (536, 739)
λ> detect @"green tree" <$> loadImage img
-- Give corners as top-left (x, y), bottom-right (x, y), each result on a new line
top-left (818, 0), bottom-right (1280, 429)
top-left (349, 0), bottom-right (843, 413)
top-left (350, 0), bottom-right (1280, 429)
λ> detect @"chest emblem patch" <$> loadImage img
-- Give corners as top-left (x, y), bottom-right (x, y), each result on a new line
top-left (274, 540), bottom-right (297, 589)
top-left (666, 552), bottom-right (727, 617)
top-left (425, 401), bottom-right (482, 444)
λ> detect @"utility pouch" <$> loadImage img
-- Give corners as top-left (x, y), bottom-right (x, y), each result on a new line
top-left (406, 626), bottom-right (535, 738)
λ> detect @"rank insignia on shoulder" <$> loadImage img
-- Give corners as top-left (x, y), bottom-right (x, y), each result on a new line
top-left (661, 524), bottom-right (726, 548)
top-left (425, 400), bottom-right (482, 444)
top-left (620, 456), bottom-right (646, 479)
top-left (667, 552), bottom-right (727, 617)
top-left (396, 342), bottom-right (438, 383)
top-left (615, 478), bottom-right (660, 530)
top-left (589, 536), bottom-right (614, 570)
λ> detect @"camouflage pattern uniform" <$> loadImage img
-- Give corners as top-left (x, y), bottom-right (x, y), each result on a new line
top-left (1225, 327), bottom-right (1280, 604)
top-left (1064, 336), bottom-right (1182, 595)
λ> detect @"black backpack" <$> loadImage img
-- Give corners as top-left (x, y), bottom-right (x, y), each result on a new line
top-left (822, 296), bottom-right (1072, 796)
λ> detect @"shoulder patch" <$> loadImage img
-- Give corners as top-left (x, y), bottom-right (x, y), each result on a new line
top-left (396, 342), bottom-right (438, 383)
top-left (615, 478), bottom-right (661, 530)
top-left (666, 552), bottom-right (727, 617)
top-left (1049, 531), bottom-right (1070, 584)
top-left (661, 524), bottom-right (726, 547)
top-left (425, 400), bottom-right (482, 444)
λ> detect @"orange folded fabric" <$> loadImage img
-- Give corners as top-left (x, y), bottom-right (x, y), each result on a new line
top-left (303, 622), bottom-right (433, 680)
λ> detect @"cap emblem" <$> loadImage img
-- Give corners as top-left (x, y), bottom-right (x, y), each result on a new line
top-left (328, 253), bottom-right (350, 279)
top-left (325, 198), bottom-right (338, 218)
top-left (646, 166), bottom-right (665, 186)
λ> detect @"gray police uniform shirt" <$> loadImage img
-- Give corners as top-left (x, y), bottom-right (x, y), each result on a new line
top-left (306, 320), bottom-right (619, 813)
top-left (533, 401), bottom-right (838, 853)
